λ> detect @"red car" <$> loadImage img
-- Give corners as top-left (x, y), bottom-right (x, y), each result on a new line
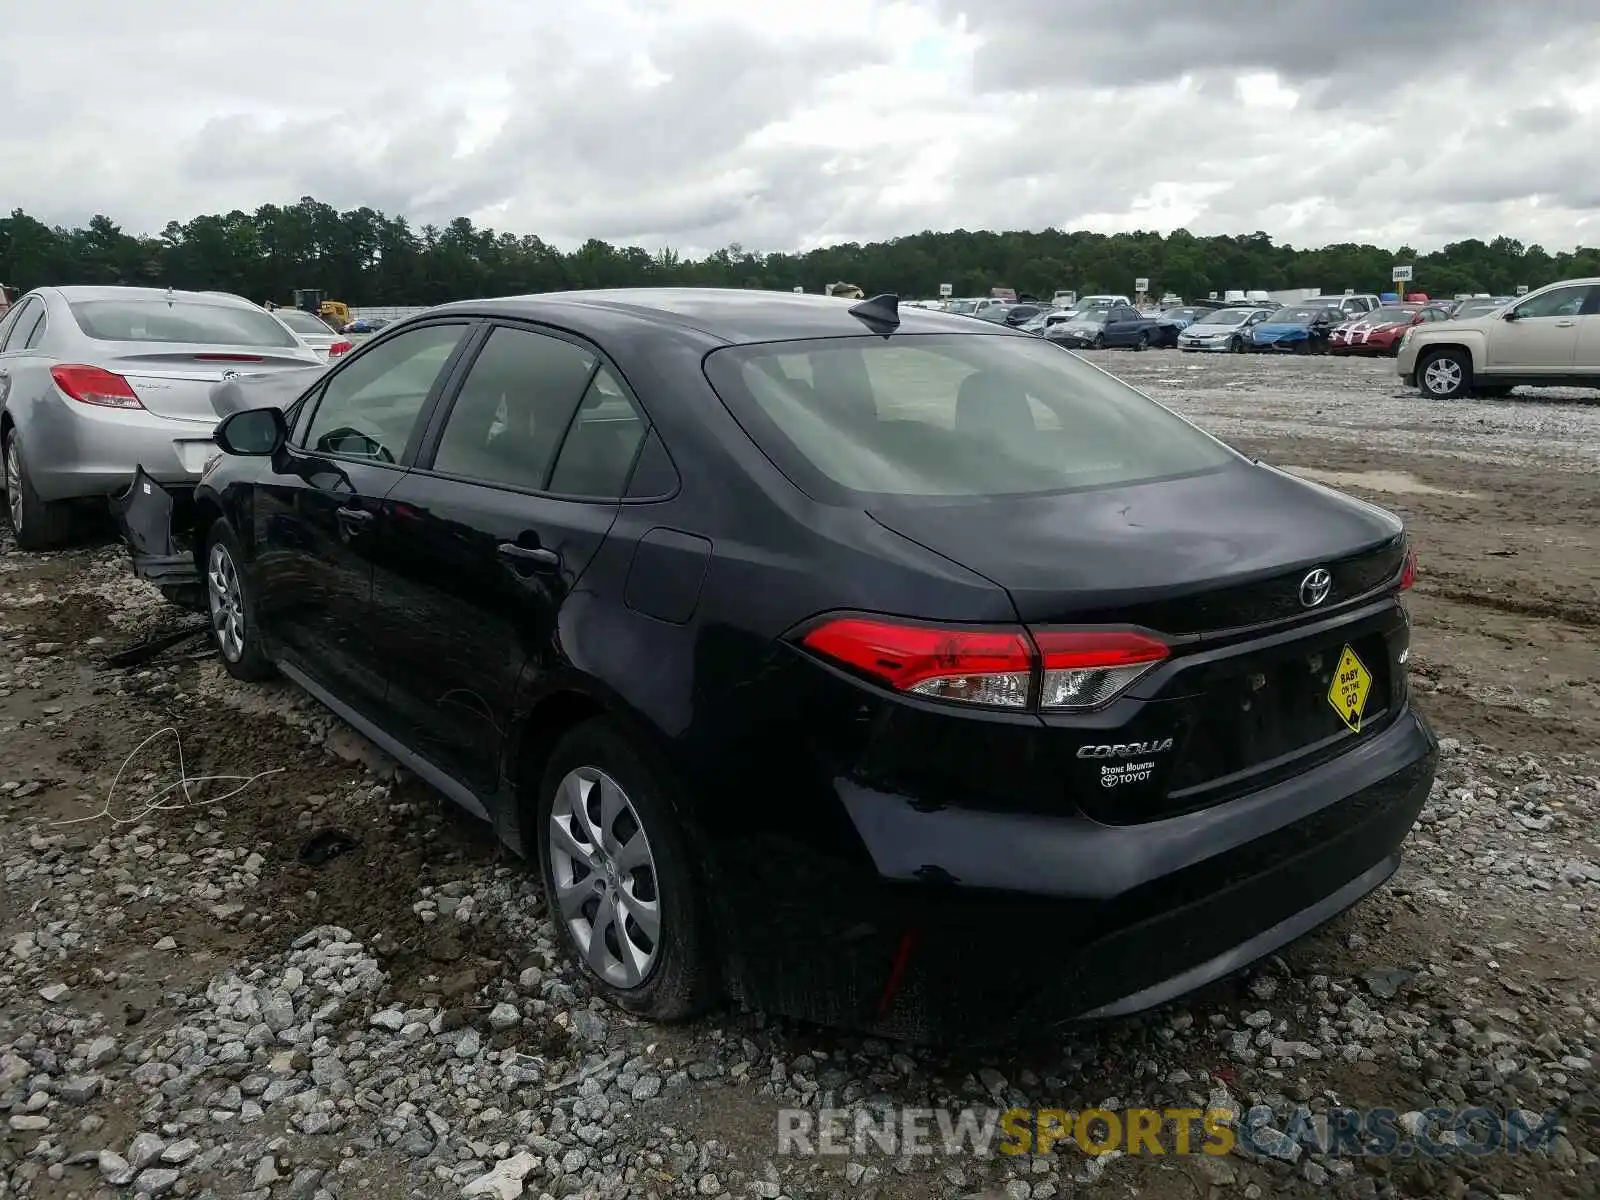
top-left (1329, 304), bottom-right (1451, 356)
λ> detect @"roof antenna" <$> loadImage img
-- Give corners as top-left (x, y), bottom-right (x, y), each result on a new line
top-left (848, 293), bottom-right (900, 336)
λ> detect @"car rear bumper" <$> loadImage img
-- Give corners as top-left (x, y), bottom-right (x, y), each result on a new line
top-left (25, 396), bottom-right (216, 502)
top-left (108, 470), bottom-right (204, 608)
top-left (712, 705), bottom-right (1436, 1045)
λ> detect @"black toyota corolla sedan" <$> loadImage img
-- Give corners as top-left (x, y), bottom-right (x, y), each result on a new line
top-left (115, 288), bottom-right (1436, 1044)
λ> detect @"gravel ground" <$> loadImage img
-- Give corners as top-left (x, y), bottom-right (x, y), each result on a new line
top-left (2, 350), bottom-right (1599, 1200)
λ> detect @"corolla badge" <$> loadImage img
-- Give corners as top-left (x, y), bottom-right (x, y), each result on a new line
top-left (1299, 567), bottom-right (1333, 608)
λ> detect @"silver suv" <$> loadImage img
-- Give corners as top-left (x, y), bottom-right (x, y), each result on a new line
top-left (1395, 277), bottom-right (1600, 399)
top-left (1305, 294), bottom-right (1382, 318)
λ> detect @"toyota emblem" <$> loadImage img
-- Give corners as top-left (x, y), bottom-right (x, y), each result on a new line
top-left (221, 369), bottom-right (239, 381)
top-left (1299, 568), bottom-right (1333, 608)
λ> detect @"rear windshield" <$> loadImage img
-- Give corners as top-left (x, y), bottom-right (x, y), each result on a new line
top-left (276, 310), bottom-right (333, 335)
top-left (68, 299), bottom-right (301, 347)
top-left (702, 333), bottom-right (1236, 500)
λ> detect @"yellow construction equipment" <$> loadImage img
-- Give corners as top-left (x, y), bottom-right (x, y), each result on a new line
top-left (291, 289), bottom-right (350, 329)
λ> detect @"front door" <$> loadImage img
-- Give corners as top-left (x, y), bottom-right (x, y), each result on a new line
top-left (1484, 284), bottom-right (1591, 374)
top-left (250, 320), bottom-right (475, 719)
top-left (371, 323), bottom-right (649, 801)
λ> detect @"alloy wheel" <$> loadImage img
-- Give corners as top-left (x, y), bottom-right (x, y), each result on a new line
top-left (547, 766), bottom-right (661, 988)
top-left (207, 542), bottom-right (247, 663)
top-left (1422, 357), bottom-right (1463, 397)
top-left (4, 438), bottom-right (21, 533)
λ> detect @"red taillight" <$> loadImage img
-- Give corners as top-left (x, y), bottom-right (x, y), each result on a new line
top-left (50, 364), bottom-right (143, 410)
top-left (798, 617), bottom-right (1169, 711)
top-left (801, 617), bottom-right (1034, 708)
top-left (1399, 546), bottom-right (1417, 591)
top-left (328, 340), bottom-right (354, 357)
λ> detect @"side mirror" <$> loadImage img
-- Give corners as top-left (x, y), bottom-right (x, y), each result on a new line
top-left (1502, 309), bottom-right (1520, 322)
top-left (215, 405), bottom-right (287, 456)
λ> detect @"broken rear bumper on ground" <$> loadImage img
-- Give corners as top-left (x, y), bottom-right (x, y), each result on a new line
top-left (110, 468), bottom-right (205, 611)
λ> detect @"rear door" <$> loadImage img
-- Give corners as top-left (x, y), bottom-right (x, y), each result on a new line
top-left (1572, 288), bottom-right (1600, 372)
top-left (249, 320), bottom-right (475, 719)
top-left (1103, 306), bottom-right (1143, 345)
top-left (371, 322), bottom-right (648, 798)
top-left (0, 296), bottom-right (45, 408)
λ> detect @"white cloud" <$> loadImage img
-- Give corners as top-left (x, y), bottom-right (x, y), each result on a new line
top-left (3, 0), bottom-right (1599, 254)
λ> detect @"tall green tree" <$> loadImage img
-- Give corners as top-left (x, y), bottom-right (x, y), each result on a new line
top-left (4, 201), bottom-right (1595, 304)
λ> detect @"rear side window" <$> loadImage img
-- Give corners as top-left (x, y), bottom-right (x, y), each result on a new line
top-left (303, 324), bottom-right (466, 462)
top-left (0, 298), bottom-right (39, 352)
top-left (431, 326), bottom-right (598, 491)
top-left (703, 333), bottom-right (1235, 500)
top-left (547, 366), bottom-right (648, 497)
top-left (68, 299), bottom-right (301, 348)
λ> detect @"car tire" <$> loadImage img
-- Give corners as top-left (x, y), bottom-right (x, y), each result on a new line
top-left (1230, 336), bottom-right (1245, 353)
top-left (202, 518), bottom-right (275, 681)
top-left (1134, 331), bottom-right (1150, 351)
top-left (4, 426), bottom-right (77, 551)
top-left (536, 717), bottom-right (716, 1023)
top-left (1091, 334), bottom-right (1105, 350)
top-left (1418, 349), bottom-right (1471, 399)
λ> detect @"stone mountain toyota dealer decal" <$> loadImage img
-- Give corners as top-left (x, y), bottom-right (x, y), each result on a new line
top-left (1077, 737), bottom-right (1175, 788)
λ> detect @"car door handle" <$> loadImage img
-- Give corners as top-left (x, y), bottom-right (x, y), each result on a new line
top-left (1555, 319), bottom-right (1576, 327)
top-left (497, 542), bottom-right (559, 569)
top-left (336, 505), bottom-right (373, 526)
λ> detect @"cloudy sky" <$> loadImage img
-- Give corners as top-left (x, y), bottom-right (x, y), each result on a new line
top-left (5, 0), bottom-right (1600, 255)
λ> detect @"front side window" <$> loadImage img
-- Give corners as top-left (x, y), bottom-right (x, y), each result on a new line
top-left (703, 333), bottom-right (1236, 500)
top-left (431, 326), bottom-right (598, 491)
top-left (302, 323), bottom-right (466, 462)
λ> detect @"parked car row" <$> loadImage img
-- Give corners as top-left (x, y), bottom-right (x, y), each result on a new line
top-left (4, 283), bottom-right (1436, 1045)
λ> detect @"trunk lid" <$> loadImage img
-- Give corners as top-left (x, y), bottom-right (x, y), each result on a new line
top-left (868, 463), bottom-right (1405, 633)
top-left (105, 347), bottom-right (323, 420)
top-left (208, 363), bottom-right (328, 418)
top-left (871, 463), bottom-right (1412, 823)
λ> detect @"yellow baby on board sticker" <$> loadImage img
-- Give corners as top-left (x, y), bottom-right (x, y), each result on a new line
top-left (1327, 645), bottom-right (1373, 733)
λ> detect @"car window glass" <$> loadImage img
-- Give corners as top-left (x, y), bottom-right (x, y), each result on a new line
top-left (67, 298), bottom-right (302, 347)
top-left (303, 324), bottom-right (465, 462)
top-left (0, 299), bottom-right (38, 352)
top-left (432, 326), bottom-right (597, 490)
top-left (707, 334), bottom-right (1234, 499)
top-left (1514, 286), bottom-right (1588, 319)
top-left (547, 366), bottom-right (648, 497)
top-left (278, 310), bottom-right (332, 336)
top-left (20, 308), bottom-right (46, 349)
